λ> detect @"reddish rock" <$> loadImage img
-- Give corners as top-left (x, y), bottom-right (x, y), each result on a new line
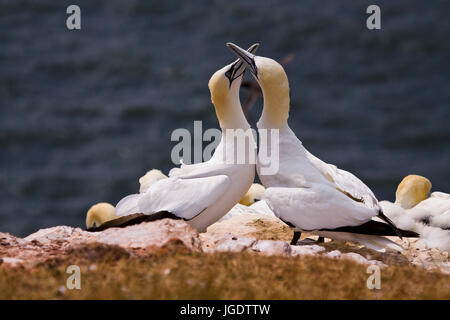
top-left (0, 219), bottom-right (201, 267)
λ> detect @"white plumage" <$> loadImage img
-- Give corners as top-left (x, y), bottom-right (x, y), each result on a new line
top-left (379, 175), bottom-right (450, 251)
top-left (260, 125), bottom-right (380, 231)
top-left (114, 45), bottom-right (261, 232)
top-left (227, 43), bottom-right (407, 252)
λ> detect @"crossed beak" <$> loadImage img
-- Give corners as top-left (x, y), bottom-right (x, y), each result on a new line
top-left (227, 43), bottom-right (259, 84)
top-left (227, 42), bottom-right (258, 78)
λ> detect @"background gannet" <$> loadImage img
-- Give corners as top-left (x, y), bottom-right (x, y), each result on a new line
top-left (239, 183), bottom-right (265, 206)
top-left (86, 202), bottom-right (116, 229)
top-left (139, 169), bottom-right (168, 193)
top-left (227, 43), bottom-right (418, 252)
top-left (88, 44), bottom-right (259, 232)
top-left (219, 183), bottom-right (276, 222)
top-left (379, 175), bottom-right (450, 251)
top-left (380, 175), bottom-right (450, 229)
top-left (86, 169), bottom-right (168, 228)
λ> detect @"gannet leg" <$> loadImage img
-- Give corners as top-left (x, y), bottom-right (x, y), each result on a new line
top-left (290, 231), bottom-right (301, 245)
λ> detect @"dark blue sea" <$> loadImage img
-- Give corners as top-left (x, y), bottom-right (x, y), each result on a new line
top-left (1, 0), bottom-right (449, 236)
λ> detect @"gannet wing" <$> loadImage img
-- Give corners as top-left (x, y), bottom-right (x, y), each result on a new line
top-left (116, 173), bottom-right (231, 220)
top-left (305, 150), bottom-right (379, 210)
top-left (265, 184), bottom-right (377, 230)
top-left (168, 161), bottom-right (205, 178)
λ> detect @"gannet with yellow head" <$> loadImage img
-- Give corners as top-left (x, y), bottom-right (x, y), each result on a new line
top-left (85, 169), bottom-right (168, 228)
top-left (395, 175), bottom-right (432, 209)
top-left (239, 183), bottom-right (265, 206)
top-left (378, 175), bottom-right (450, 252)
top-left (89, 44), bottom-right (259, 232)
top-left (86, 202), bottom-right (116, 229)
top-left (227, 43), bottom-right (418, 252)
top-left (380, 175), bottom-right (450, 230)
top-left (139, 169), bottom-right (168, 193)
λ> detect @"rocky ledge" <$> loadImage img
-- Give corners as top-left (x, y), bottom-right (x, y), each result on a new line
top-left (1, 214), bottom-right (449, 274)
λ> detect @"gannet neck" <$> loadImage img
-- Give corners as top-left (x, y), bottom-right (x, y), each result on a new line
top-left (395, 174), bottom-right (432, 209)
top-left (209, 69), bottom-right (249, 130)
top-left (255, 57), bottom-right (290, 129)
top-left (216, 98), bottom-right (250, 130)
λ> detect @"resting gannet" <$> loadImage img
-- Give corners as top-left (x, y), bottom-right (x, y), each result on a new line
top-left (139, 169), bottom-right (168, 193)
top-left (88, 44), bottom-right (259, 232)
top-left (227, 43), bottom-right (418, 252)
top-left (239, 183), bottom-right (265, 206)
top-left (219, 183), bottom-right (276, 222)
top-left (380, 175), bottom-right (450, 231)
top-left (86, 202), bottom-right (116, 229)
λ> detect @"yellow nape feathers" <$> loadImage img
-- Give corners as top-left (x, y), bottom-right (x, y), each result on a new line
top-left (139, 169), bottom-right (168, 193)
top-left (239, 183), bottom-right (266, 206)
top-left (395, 174), bottom-right (432, 209)
top-left (208, 66), bottom-right (231, 108)
top-left (255, 57), bottom-right (290, 128)
top-left (86, 202), bottom-right (116, 229)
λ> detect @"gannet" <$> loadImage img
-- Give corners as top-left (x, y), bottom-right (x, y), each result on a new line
top-left (88, 44), bottom-right (259, 232)
top-left (239, 183), bottom-right (265, 206)
top-left (86, 202), bottom-right (116, 229)
top-left (219, 183), bottom-right (276, 222)
top-left (239, 183), bottom-right (276, 217)
top-left (86, 169), bottom-right (168, 228)
top-left (139, 169), bottom-right (168, 193)
top-left (380, 175), bottom-right (450, 231)
top-left (227, 42), bottom-right (418, 252)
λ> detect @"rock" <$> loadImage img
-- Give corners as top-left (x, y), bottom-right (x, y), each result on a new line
top-left (1, 257), bottom-right (25, 267)
top-left (95, 219), bottom-right (202, 254)
top-left (1, 216), bottom-right (448, 273)
top-left (207, 213), bottom-right (293, 242)
top-left (250, 240), bottom-right (291, 256)
top-left (201, 233), bottom-right (291, 256)
top-left (340, 252), bottom-right (386, 267)
top-left (291, 245), bottom-right (325, 257)
top-left (326, 250), bottom-right (342, 259)
top-left (213, 235), bottom-right (257, 253)
top-left (387, 236), bottom-right (450, 273)
top-left (0, 219), bottom-right (201, 267)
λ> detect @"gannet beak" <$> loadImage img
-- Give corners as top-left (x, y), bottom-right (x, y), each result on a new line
top-left (227, 43), bottom-right (259, 84)
top-left (227, 42), bottom-right (258, 78)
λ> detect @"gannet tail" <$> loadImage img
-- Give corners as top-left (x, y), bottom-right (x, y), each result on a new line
top-left (314, 231), bottom-right (404, 252)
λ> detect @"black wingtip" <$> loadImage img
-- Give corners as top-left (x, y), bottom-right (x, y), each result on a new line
top-left (86, 213), bottom-right (148, 232)
top-left (377, 209), bottom-right (404, 239)
top-left (86, 211), bottom-right (181, 232)
top-left (320, 218), bottom-right (420, 238)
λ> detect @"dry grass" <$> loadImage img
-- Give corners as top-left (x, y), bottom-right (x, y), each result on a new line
top-left (0, 243), bottom-right (448, 299)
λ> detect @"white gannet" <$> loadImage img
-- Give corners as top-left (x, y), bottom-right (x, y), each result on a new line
top-left (139, 169), bottom-right (168, 193)
top-left (239, 183), bottom-right (265, 206)
top-left (379, 175), bottom-right (450, 234)
top-left (88, 44), bottom-right (259, 232)
top-left (86, 202), bottom-right (116, 229)
top-left (227, 43), bottom-right (418, 252)
top-left (218, 183), bottom-right (276, 222)
top-left (240, 183), bottom-right (276, 217)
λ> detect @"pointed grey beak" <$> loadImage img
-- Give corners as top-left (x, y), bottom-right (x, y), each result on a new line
top-left (227, 42), bottom-right (258, 78)
top-left (227, 43), bottom-right (259, 84)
